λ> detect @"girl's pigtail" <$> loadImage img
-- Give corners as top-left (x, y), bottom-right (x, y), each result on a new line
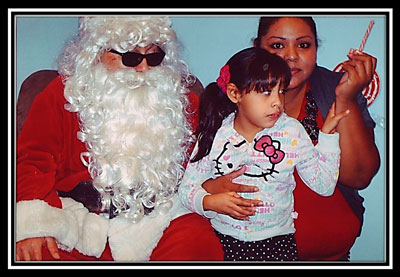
top-left (191, 82), bottom-right (236, 163)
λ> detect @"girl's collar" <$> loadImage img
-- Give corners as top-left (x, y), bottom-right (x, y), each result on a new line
top-left (223, 112), bottom-right (288, 144)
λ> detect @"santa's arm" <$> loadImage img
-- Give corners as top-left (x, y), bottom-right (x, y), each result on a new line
top-left (16, 77), bottom-right (108, 257)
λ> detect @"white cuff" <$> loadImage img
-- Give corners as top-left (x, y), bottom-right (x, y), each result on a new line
top-left (16, 198), bottom-right (109, 258)
top-left (76, 213), bottom-right (109, 258)
top-left (194, 187), bottom-right (217, 219)
top-left (316, 131), bottom-right (340, 153)
top-left (16, 199), bottom-right (79, 252)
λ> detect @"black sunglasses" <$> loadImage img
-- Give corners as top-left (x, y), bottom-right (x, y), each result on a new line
top-left (109, 48), bottom-right (166, 67)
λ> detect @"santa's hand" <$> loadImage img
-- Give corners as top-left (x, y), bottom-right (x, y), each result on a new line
top-left (16, 237), bottom-right (60, 261)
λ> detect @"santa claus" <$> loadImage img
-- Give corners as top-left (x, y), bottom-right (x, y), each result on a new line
top-left (16, 16), bottom-right (223, 261)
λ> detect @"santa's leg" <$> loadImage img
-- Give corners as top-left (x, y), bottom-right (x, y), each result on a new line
top-left (150, 213), bottom-right (224, 261)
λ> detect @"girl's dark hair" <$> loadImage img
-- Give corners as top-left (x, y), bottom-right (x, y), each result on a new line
top-left (253, 17), bottom-right (319, 49)
top-left (191, 47), bottom-right (291, 163)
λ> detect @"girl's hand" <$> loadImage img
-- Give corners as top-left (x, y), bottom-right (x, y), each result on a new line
top-left (321, 102), bottom-right (350, 134)
top-left (16, 237), bottom-right (60, 261)
top-left (335, 50), bottom-right (377, 102)
top-left (203, 192), bottom-right (259, 221)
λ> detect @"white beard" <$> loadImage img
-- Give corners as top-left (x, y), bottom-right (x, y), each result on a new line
top-left (64, 63), bottom-right (192, 223)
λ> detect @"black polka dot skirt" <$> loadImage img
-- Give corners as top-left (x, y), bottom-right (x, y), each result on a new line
top-left (215, 231), bottom-right (298, 261)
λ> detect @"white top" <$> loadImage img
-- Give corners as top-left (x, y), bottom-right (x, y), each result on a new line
top-left (178, 112), bottom-right (340, 241)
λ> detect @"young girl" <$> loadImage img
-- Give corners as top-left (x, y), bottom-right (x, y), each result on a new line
top-left (178, 47), bottom-right (349, 261)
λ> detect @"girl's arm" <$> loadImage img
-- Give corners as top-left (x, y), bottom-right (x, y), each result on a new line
top-left (178, 143), bottom-right (217, 218)
top-left (203, 192), bottom-right (257, 221)
top-left (296, 131), bottom-right (341, 196)
top-left (296, 104), bottom-right (349, 195)
top-left (334, 51), bottom-right (380, 189)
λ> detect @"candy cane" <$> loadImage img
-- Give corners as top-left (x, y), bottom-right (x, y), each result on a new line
top-left (359, 20), bottom-right (375, 52)
top-left (333, 19), bottom-right (380, 106)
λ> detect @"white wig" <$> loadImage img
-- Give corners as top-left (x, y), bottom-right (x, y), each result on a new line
top-left (59, 16), bottom-right (194, 223)
top-left (59, 16), bottom-right (192, 83)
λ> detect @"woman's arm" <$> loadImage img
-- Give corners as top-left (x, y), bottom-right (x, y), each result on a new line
top-left (334, 51), bottom-right (380, 189)
top-left (202, 167), bottom-right (258, 194)
top-left (335, 101), bottom-right (380, 189)
top-left (200, 167), bottom-right (263, 207)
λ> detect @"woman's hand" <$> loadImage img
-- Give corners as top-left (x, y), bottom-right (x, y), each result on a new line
top-left (202, 166), bottom-right (259, 194)
top-left (202, 166), bottom-right (263, 213)
top-left (321, 102), bottom-right (350, 134)
top-left (203, 192), bottom-right (259, 221)
top-left (202, 166), bottom-right (263, 209)
top-left (335, 50), bottom-right (377, 102)
top-left (16, 237), bottom-right (60, 261)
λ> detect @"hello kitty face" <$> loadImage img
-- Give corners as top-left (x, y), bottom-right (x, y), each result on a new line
top-left (213, 135), bottom-right (285, 182)
top-left (213, 141), bottom-right (239, 176)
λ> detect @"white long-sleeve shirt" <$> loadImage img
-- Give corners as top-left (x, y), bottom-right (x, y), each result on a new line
top-left (178, 112), bottom-right (340, 242)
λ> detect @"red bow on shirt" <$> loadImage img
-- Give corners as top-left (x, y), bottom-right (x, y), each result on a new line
top-left (254, 135), bottom-right (285, 164)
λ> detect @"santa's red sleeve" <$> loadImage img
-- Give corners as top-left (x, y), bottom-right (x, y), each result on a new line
top-left (17, 76), bottom-right (89, 206)
top-left (16, 76), bottom-right (102, 254)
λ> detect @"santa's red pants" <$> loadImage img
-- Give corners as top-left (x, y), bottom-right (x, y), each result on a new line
top-left (41, 213), bottom-right (224, 261)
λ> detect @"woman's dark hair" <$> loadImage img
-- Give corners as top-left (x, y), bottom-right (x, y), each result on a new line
top-left (253, 17), bottom-right (319, 49)
top-left (191, 47), bottom-right (291, 163)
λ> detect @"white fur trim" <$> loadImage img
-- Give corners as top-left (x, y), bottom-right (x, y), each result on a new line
top-left (108, 195), bottom-right (184, 261)
top-left (16, 199), bottom-right (79, 252)
top-left (60, 198), bottom-right (109, 258)
top-left (17, 197), bottom-right (191, 260)
top-left (16, 198), bottom-right (109, 257)
top-left (77, 213), bottom-right (109, 258)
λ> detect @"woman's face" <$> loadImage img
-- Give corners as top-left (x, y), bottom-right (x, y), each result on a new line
top-left (259, 18), bottom-right (317, 91)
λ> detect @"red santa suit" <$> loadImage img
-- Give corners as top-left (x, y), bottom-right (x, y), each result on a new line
top-left (16, 75), bottom-right (224, 261)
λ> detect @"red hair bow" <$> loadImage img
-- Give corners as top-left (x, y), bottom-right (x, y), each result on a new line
top-left (216, 64), bottom-right (230, 94)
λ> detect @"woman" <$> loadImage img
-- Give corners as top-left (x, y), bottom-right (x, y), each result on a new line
top-left (202, 17), bottom-right (380, 260)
